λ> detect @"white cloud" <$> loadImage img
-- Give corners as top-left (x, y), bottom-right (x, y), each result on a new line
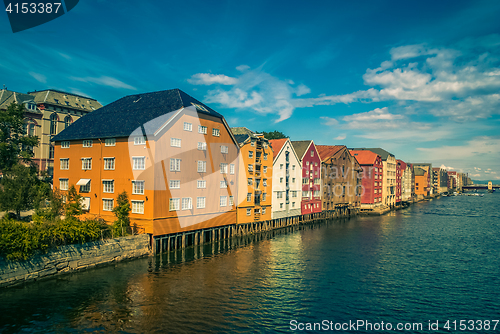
top-left (236, 65), bottom-right (250, 72)
top-left (188, 73), bottom-right (238, 85)
top-left (440, 164), bottom-right (455, 170)
top-left (320, 116), bottom-right (338, 126)
top-left (192, 69), bottom-right (311, 123)
top-left (343, 107), bottom-right (403, 122)
top-left (334, 134), bottom-right (346, 140)
top-left (29, 72), bottom-right (46, 83)
top-left (70, 76), bottom-right (136, 90)
top-left (417, 136), bottom-right (500, 160)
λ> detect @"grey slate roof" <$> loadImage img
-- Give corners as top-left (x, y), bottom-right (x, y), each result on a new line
top-left (29, 89), bottom-right (102, 112)
top-left (414, 167), bottom-right (426, 176)
top-left (349, 147), bottom-right (394, 161)
top-left (234, 134), bottom-right (250, 144)
top-left (291, 140), bottom-right (312, 160)
top-left (52, 89), bottom-right (223, 142)
top-left (0, 89), bottom-right (35, 109)
top-left (231, 127), bottom-right (255, 136)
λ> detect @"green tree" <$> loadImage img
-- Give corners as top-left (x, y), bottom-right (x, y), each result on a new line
top-left (259, 130), bottom-right (288, 140)
top-left (0, 102), bottom-right (39, 173)
top-left (65, 185), bottom-right (83, 218)
top-left (112, 191), bottom-right (130, 237)
top-left (0, 164), bottom-right (40, 219)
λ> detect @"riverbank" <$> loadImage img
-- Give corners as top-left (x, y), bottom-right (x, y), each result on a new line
top-left (0, 234), bottom-right (150, 288)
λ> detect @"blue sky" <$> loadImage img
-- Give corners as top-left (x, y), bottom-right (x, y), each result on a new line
top-left (1, 0), bottom-right (500, 180)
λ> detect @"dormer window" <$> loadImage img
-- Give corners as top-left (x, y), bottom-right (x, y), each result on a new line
top-left (25, 103), bottom-right (36, 111)
top-left (65, 101), bottom-right (70, 106)
top-left (54, 99), bottom-right (59, 104)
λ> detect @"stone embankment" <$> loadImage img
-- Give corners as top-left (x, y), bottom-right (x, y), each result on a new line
top-left (0, 234), bottom-right (151, 288)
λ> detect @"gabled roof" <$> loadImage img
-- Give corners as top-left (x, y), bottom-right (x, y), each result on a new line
top-left (315, 145), bottom-right (344, 162)
top-left (349, 150), bottom-right (380, 165)
top-left (268, 138), bottom-right (287, 160)
top-left (290, 140), bottom-right (312, 161)
top-left (414, 167), bottom-right (427, 176)
top-left (233, 134), bottom-right (250, 145)
top-left (52, 89), bottom-right (223, 142)
top-left (397, 159), bottom-right (407, 170)
top-left (0, 89), bottom-right (35, 109)
top-left (349, 147), bottom-right (394, 161)
top-left (231, 127), bottom-right (254, 136)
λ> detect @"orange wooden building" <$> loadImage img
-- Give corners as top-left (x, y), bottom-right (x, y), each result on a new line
top-left (52, 89), bottom-right (240, 237)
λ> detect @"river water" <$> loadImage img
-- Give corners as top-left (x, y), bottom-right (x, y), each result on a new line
top-left (1, 192), bottom-right (499, 333)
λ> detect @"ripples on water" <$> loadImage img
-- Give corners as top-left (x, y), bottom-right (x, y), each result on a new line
top-left (1, 193), bottom-right (499, 333)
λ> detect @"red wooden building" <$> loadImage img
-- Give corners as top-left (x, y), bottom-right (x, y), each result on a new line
top-left (349, 150), bottom-right (383, 209)
top-left (291, 140), bottom-right (322, 215)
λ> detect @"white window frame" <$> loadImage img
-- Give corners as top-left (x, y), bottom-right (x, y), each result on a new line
top-left (198, 160), bottom-right (207, 173)
top-left (170, 138), bottom-right (181, 147)
top-left (134, 136), bottom-right (146, 145)
top-left (220, 196), bottom-right (227, 207)
top-left (59, 178), bottom-right (68, 191)
top-left (170, 158), bottom-right (181, 172)
top-left (61, 141), bottom-right (70, 149)
top-left (212, 128), bottom-right (220, 137)
top-left (132, 200), bottom-right (145, 214)
top-left (133, 157), bottom-right (145, 170)
top-left (169, 180), bottom-right (180, 189)
top-left (132, 180), bottom-right (145, 195)
top-left (197, 180), bottom-right (206, 189)
top-left (197, 197), bottom-right (206, 209)
top-left (60, 158), bottom-right (69, 170)
top-left (169, 198), bottom-right (180, 211)
top-left (104, 157), bottom-right (115, 170)
top-left (198, 125), bottom-right (207, 134)
top-left (220, 163), bottom-right (228, 174)
top-left (103, 198), bottom-right (114, 211)
top-left (221, 145), bottom-right (228, 154)
top-left (82, 158), bottom-right (92, 170)
top-left (103, 180), bottom-right (114, 193)
top-left (83, 140), bottom-right (92, 148)
top-left (220, 180), bottom-right (227, 188)
top-left (182, 197), bottom-right (192, 210)
top-left (246, 208), bottom-right (251, 216)
top-left (198, 142), bottom-right (207, 151)
top-left (230, 164), bottom-right (235, 175)
top-left (105, 138), bottom-right (116, 146)
top-left (183, 122), bottom-right (192, 131)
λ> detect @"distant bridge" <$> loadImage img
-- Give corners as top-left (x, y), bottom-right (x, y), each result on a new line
top-left (462, 184), bottom-right (500, 190)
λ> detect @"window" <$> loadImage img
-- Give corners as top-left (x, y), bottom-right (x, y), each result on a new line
top-left (103, 180), bottom-right (114, 193)
top-left (264, 153), bottom-right (268, 160)
top-left (197, 197), bottom-right (206, 209)
top-left (80, 182), bottom-right (91, 193)
top-left (198, 142), bottom-right (207, 151)
top-left (170, 138), bottom-right (181, 147)
top-left (263, 179), bottom-right (267, 186)
top-left (50, 114), bottom-right (58, 135)
top-left (254, 208), bottom-right (260, 214)
top-left (292, 165), bottom-right (295, 170)
top-left (134, 157), bottom-right (146, 170)
top-left (292, 202), bottom-right (295, 208)
top-left (103, 199), bottom-right (113, 211)
top-left (311, 150), bottom-right (314, 157)
top-left (198, 125), bottom-right (207, 134)
top-left (182, 197), bottom-right (192, 210)
top-left (134, 136), bottom-right (146, 145)
top-left (280, 203), bottom-right (283, 209)
top-left (262, 193), bottom-right (267, 201)
top-left (132, 180), bottom-right (145, 194)
top-left (302, 178), bottom-right (308, 184)
top-left (61, 141), bottom-right (70, 148)
top-left (306, 161), bottom-right (310, 166)
top-left (280, 164), bottom-right (283, 170)
top-left (220, 180), bottom-right (227, 188)
top-left (279, 177), bottom-right (283, 183)
top-left (105, 138), bottom-right (115, 146)
top-left (198, 160), bottom-right (206, 173)
top-left (251, 141), bottom-right (255, 147)
top-left (169, 180), bottom-right (180, 189)
top-left (60, 158), bottom-right (69, 170)
top-left (59, 178), bottom-right (68, 190)
top-left (263, 166), bottom-right (267, 173)
top-left (314, 190), bottom-right (320, 197)
top-left (169, 198), bottom-right (180, 211)
top-left (197, 180), bottom-right (206, 188)
top-left (249, 151), bottom-right (254, 159)
top-left (220, 196), bottom-right (227, 207)
top-left (248, 165), bottom-right (254, 172)
top-left (82, 158), bottom-right (92, 170)
top-left (229, 196), bottom-right (234, 206)
top-left (230, 164), bottom-right (235, 175)
top-left (64, 116), bottom-right (72, 129)
top-left (220, 163), bottom-right (228, 174)
top-left (292, 178), bottom-right (296, 183)
top-left (277, 192), bottom-right (283, 199)
top-left (104, 158), bottom-right (115, 170)
top-left (212, 128), bottom-right (220, 137)
top-left (247, 193), bottom-right (252, 202)
top-left (132, 200), bottom-right (145, 214)
top-left (170, 158), bottom-right (181, 171)
top-left (247, 208), bottom-right (251, 216)
top-left (248, 178), bottom-right (253, 186)
top-left (83, 140), bottom-right (92, 147)
top-left (184, 122), bottom-right (192, 131)
top-left (292, 191), bottom-right (297, 198)
top-left (262, 207), bottom-right (266, 214)
top-left (314, 178), bottom-right (320, 185)
top-left (221, 145), bottom-right (228, 154)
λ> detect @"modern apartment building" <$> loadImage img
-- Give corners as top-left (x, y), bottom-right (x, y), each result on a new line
top-left (432, 167), bottom-right (448, 194)
top-left (52, 89), bottom-right (239, 236)
top-left (268, 138), bottom-right (302, 219)
top-left (414, 167), bottom-right (429, 198)
top-left (291, 140), bottom-right (322, 215)
top-left (398, 160), bottom-right (412, 201)
top-left (231, 127), bottom-right (273, 224)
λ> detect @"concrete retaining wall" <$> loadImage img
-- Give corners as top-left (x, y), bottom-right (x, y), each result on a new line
top-left (0, 234), bottom-right (151, 288)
